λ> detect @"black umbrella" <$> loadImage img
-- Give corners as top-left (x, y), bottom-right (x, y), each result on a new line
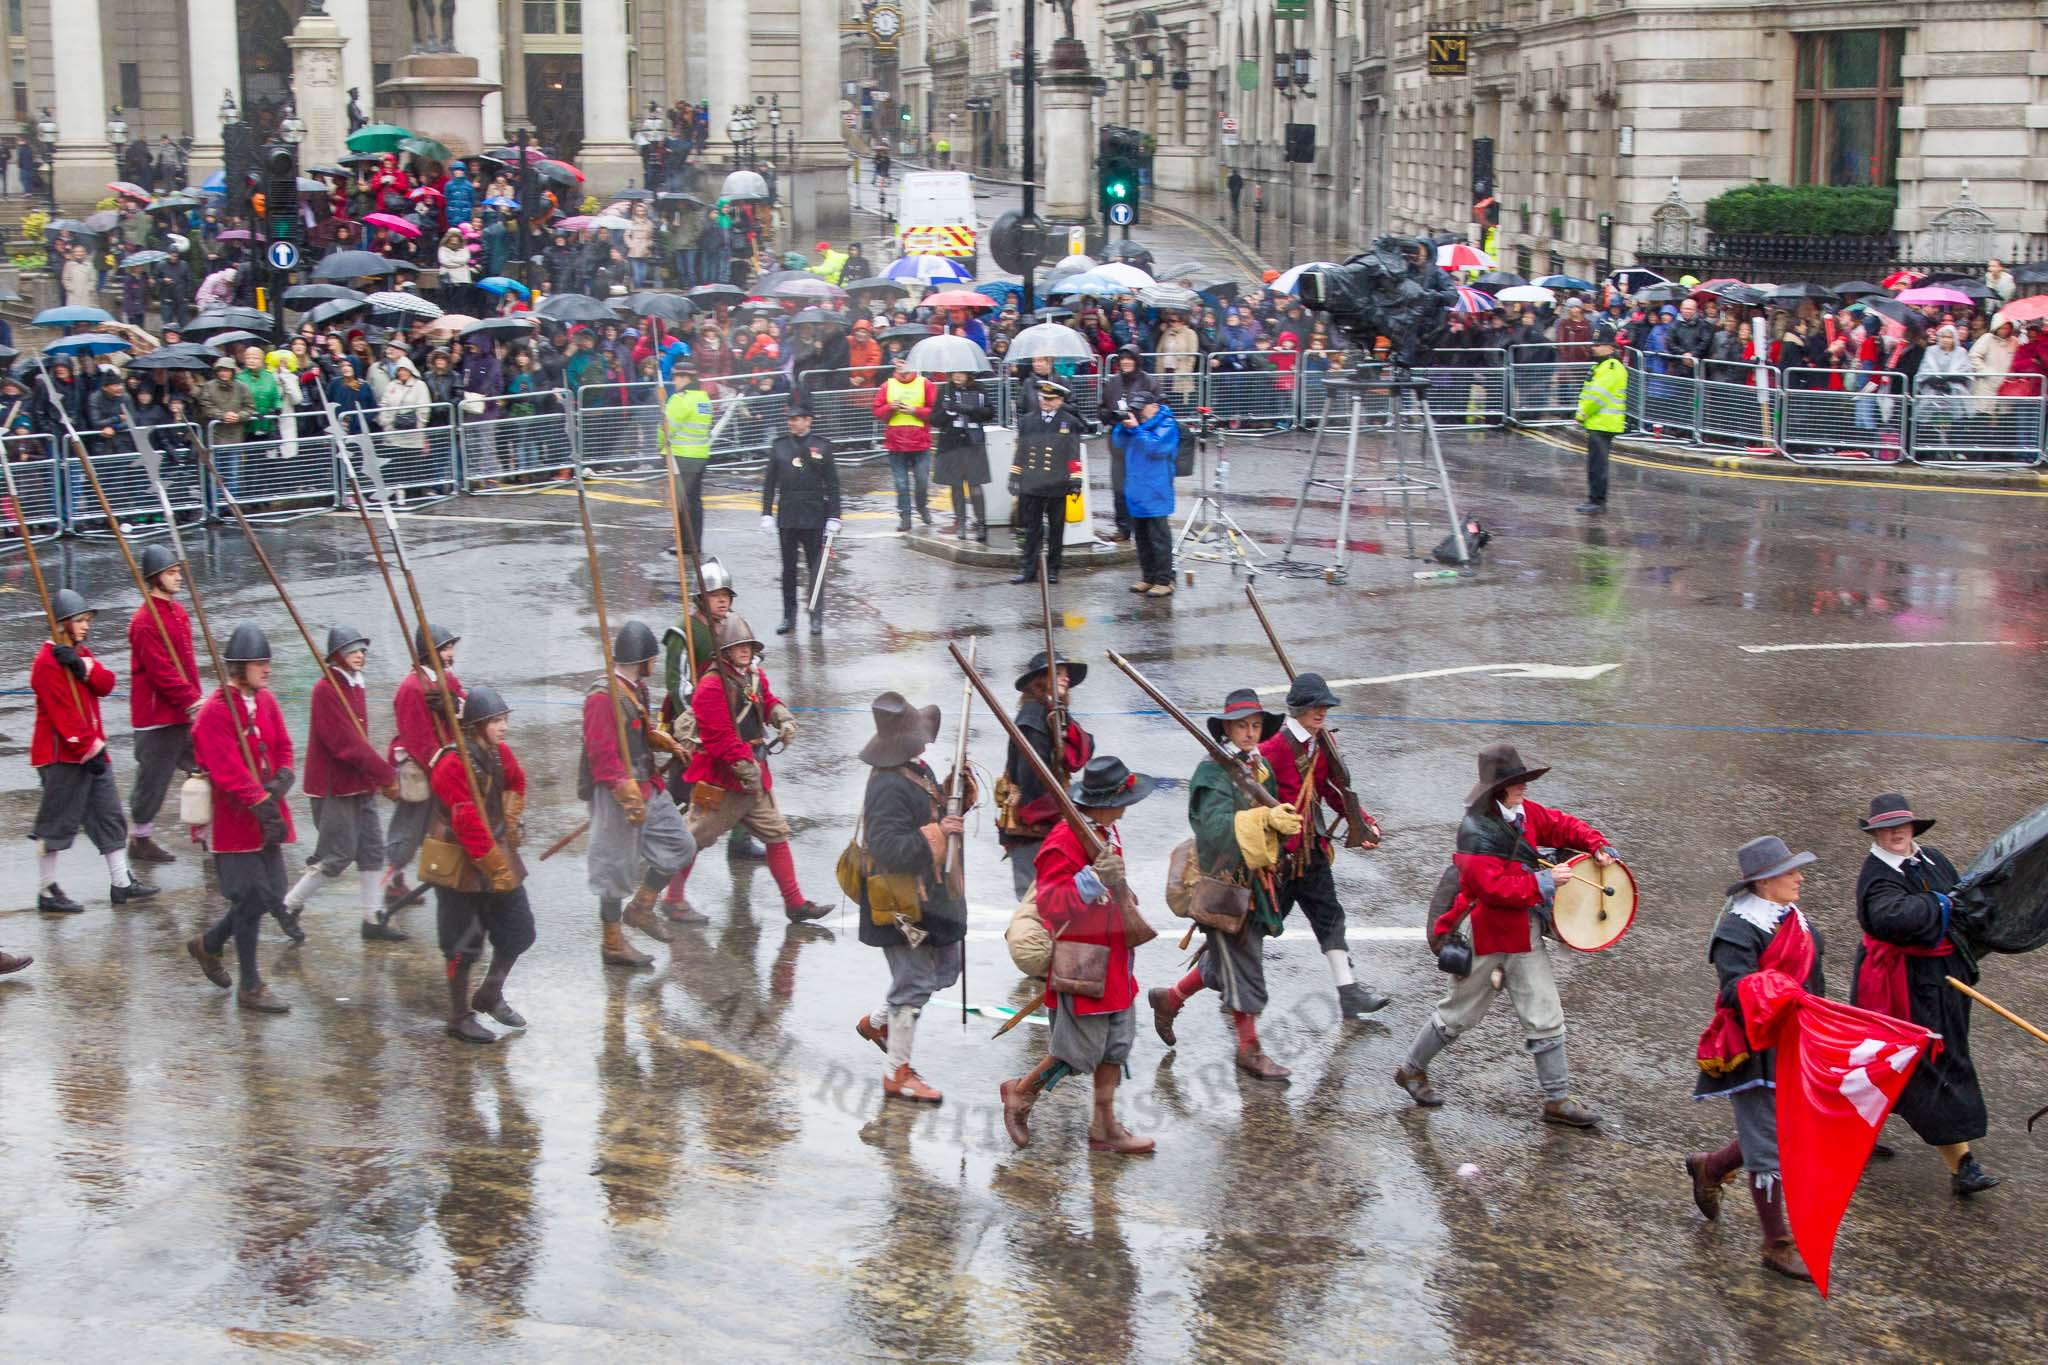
top-left (184, 311), bottom-right (277, 338)
top-left (200, 330), bottom-right (267, 350)
top-left (1856, 297), bottom-right (1920, 327)
top-left (153, 341), bottom-right (226, 359)
top-left (610, 187), bottom-right (655, 202)
top-left (338, 151), bottom-right (383, 168)
top-left (145, 195), bottom-right (200, 212)
top-left (2011, 262), bottom-right (2048, 285)
top-left (1472, 270), bottom-right (1528, 293)
top-left (1954, 802), bottom-right (2048, 958)
top-left (305, 297), bottom-right (373, 327)
top-left (282, 283), bottom-right (367, 307)
top-left (312, 250), bottom-right (402, 281)
top-left (459, 316), bottom-right (541, 341)
top-left (44, 218), bottom-right (102, 237)
top-left (880, 323), bottom-right (933, 343)
top-left (1834, 280), bottom-right (1888, 298)
top-left (789, 307), bottom-right (850, 327)
top-left (306, 164), bottom-right (351, 179)
top-left (843, 275), bottom-right (909, 296)
top-left (656, 192), bottom-right (706, 208)
top-left (1025, 307), bottom-right (1075, 323)
top-left (125, 349), bottom-right (217, 372)
top-left (756, 269), bottom-right (811, 291)
top-left (1637, 283), bottom-right (1692, 304)
top-left (1767, 283), bottom-right (1839, 304)
top-left (1702, 283), bottom-right (1768, 308)
top-left (618, 291), bottom-right (693, 321)
top-left (687, 283), bottom-right (746, 306)
top-left (534, 293), bottom-right (615, 323)
top-left (531, 160), bottom-right (582, 189)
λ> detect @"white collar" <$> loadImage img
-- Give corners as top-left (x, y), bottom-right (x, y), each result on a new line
top-left (417, 663), bottom-right (447, 680)
top-left (1284, 716), bottom-right (1313, 744)
top-left (1869, 841), bottom-right (1920, 871)
top-left (1730, 893), bottom-right (1799, 933)
top-left (336, 668), bottom-right (366, 688)
top-left (1497, 800), bottom-right (1524, 822)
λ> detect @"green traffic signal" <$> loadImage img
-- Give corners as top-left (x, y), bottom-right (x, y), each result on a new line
top-left (1106, 180), bottom-right (1130, 200)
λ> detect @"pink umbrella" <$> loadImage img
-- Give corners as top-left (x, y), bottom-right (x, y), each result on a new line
top-left (215, 228), bottom-right (251, 241)
top-left (554, 215), bottom-right (592, 231)
top-left (107, 180), bottom-right (148, 201)
top-left (1895, 286), bottom-right (1972, 308)
top-left (364, 212), bottom-right (421, 239)
top-left (921, 289), bottom-right (997, 310)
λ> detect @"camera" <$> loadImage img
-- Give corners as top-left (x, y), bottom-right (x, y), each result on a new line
top-left (1298, 235), bottom-right (1459, 366)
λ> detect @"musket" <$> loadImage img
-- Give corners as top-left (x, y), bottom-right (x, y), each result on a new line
top-left (39, 368), bottom-right (193, 696)
top-left (126, 417), bottom-right (263, 787)
top-left (196, 442), bottom-right (374, 746)
top-left (1037, 541), bottom-right (1066, 786)
top-left (1103, 647), bottom-right (1285, 951)
top-left (1244, 583), bottom-right (1381, 849)
top-left (322, 394), bottom-right (424, 678)
top-left (807, 526), bottom-right (837, 615)
top-left (947, 639), bottom-right (977, 1027)
top-left (570, 445), bottom-right (638, 807)
top-left (656, 398), bottom-right (707, 794)
top-left (1946, 977), bottom-right (2048, 1130)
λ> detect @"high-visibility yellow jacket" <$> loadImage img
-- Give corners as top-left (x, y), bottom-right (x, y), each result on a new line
top-left (664, 386), bottom-right (714, 460)
top-left (814, 249), bottom-right (849, 284)
top-left (1577, 355), bottom-right (1627, 433)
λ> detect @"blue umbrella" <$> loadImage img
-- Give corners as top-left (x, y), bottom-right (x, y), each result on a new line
top-left (43, 332), bottom-right (133, 356)
top-left (476, 275), bottom-right (532, 299)
top-left (882, 254), bottom-right (972, 286)
top-left (201, 169), bottom-right (226, 193)
top-left (33, 305), bottom-right (114, 327)
top-left (1536, 274), bottom-right (1595, 292)
top-left (482, 196), bottom-right (521, 210)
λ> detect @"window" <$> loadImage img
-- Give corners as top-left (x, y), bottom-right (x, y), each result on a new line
top-left (119, 63), bottom-right (141, 111)
top-left (1792, 29), bottom-right (1904, 187)
top-left (523, 0), bottom-right (581, 36)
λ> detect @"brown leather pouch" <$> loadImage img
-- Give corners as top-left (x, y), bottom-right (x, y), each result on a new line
top-left (691, 781), bottom-right (726, 810)
top-left (1188, 876), bottom-right (1252, 935)
top-left (1048, 938), bottom-right (1109, 999)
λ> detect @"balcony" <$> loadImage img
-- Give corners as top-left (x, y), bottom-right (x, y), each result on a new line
top-left (931, 37), bottom-right (968, 66)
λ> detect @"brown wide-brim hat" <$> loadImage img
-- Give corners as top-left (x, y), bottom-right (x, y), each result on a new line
top-left (1465, 741), bottom-right (1549, 809)
top-left (1858, 792), bottom-right (1935, 836)
top-left (858, 690), bottom-right (942, 767)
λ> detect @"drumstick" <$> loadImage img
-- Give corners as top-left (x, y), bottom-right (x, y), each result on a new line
top-left (1540, 859), bottom-right (1617, 897)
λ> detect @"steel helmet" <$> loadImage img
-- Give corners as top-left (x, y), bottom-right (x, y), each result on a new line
top-left (695, 556), bottom-right (737, 600)
top-left (138, 544), bottom-right (183, 580)
top-left (325, 624), bottom-right (370, 658)
top-left (614, 619), bottom-right (660, 665)
top-left (714, 615), bottom-right (764, 656)
top-left (461, 683), bottom-right (511, 727)
top-left (50, 588), bottom-right (91, 622)
top-left (224, 624), bottom-right (272, 662)
top-left (414, 622), bottom-right (460, 659)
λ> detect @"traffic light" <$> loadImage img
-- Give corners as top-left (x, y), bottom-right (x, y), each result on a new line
top-left (263, 145), bottom-right (298, 244)
top-left (1096, 126), bottom-right (1144, 226)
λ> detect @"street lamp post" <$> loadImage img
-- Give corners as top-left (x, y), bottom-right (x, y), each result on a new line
top-left (35, 108), bottom-right (56, 213)
top-left (269, 104), bottom-right (306, 339)
top-left (1273, 49), bottom-right (1314, 264)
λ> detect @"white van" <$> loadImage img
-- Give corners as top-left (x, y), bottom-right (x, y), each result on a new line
top-left (896, 171), bottom-right (979, 269)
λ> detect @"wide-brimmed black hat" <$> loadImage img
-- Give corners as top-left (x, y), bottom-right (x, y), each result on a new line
top-left (1286, 672), bottom-right (1340, 714)
top-left (1206, 687), bottom-right (1281, 743)
top-left (1727, 835), bottom-right (1818, 897)
top-left (1068, 754), bottom-right (1156, 810)
top-left (1859, 793), bottom-right (1934, 836)
top-left (1014, 649), bottom-right (1087, 693)
top-left (858, 690), bottom-right (942, 767)
top-left (1465, 741), bottom-right (1550, 808)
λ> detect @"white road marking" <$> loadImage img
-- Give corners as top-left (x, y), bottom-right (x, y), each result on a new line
top-left (1257, 662), bottom-right (1620, 692)
top-left (1737, 640), bottom-right (2025, 655)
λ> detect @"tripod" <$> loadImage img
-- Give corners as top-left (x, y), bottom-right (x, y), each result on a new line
top-left (1280, 366), bottom-right (1469, 584)
top-left (1172, 404), bottom-right (1266, 579)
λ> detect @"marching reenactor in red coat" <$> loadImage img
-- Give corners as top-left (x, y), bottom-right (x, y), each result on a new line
top-left (280, 625), bottom-right (403, 943)
top-left (1398, 742), bottom-right (1614, 1127)
top-left (185, 625), bottom-right (297, 1014)
top-left (996, 651), bottom-right (1095, 899)
top-left (124, 544), bottom-right (201, 866)
top-left (429, 684), bottom-right (535, 1043)
top-left (1256, 673), bottom-right (1386, 1020)
top-left (30, 587), bottom-right (157, 912)
top-left (383, 623), bottom-right (464, 917)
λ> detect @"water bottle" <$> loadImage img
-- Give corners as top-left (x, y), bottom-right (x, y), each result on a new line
top-left (1413, 569), bottom-right (1461, 582)
top-left (1215, 457), bottom-right (1230, 492)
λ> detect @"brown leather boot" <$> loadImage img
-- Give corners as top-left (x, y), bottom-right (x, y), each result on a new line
top-left (1686, 1140), bottom-right (1744, 1222)
top-left (1750, 1175), bottom-right (1813, 1280)
top-left (854, 1014), bottom-right (889, 1053)
top-left (187, 935), bottom-right (231, 989)
top-left (623, 886), bottom-right (673, 943)
top-left (999, 1077), bottom-right (1038, 1149)
top-left (883, 1064), bottom-right (943, 1103)
top-left (0, 950), bottom-right (32, 975)
top-left (1147, 986), bottom-right (1181, 1047)
top-left (1542, 1097), bottom-right (1601, 1128)
top-left (1394, 1064), bottom-right (1443, 1108)
top-left (128, 834), bottom-right (176, 864)
top-left (237, 984), bottom-right (290, 1013)
top-left (1235, 1044), bottom-right (1292, 1082)
top-left (1087, 1124), bottom-right (1156, 1155)
top-left (601, 921), bottom-right (653, 968)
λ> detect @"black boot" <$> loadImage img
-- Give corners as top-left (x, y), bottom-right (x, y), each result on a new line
top-left (471, 960), bottom-right (527, 1028)
top-left (445, 958), bottom-right (496, 1043)
top-left (111, 879), bottom-right (162, 907)
top-left (775, 615), bottom-right (796, 635)
top-left (37, 884), bottom-right (83, 913)
top-left (728, 832), bottom-right (768, 861)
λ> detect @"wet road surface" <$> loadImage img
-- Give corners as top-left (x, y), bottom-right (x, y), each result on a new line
top-left (3, 426), bottom-right (2048, 1361)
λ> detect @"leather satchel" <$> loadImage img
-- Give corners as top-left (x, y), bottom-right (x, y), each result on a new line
top-left (1048, 936), bottom-right (1109, 999)
top-left (1188, 876), bottom-right (1252, 935)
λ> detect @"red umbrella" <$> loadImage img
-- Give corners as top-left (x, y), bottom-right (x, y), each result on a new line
top-left (535, 159), bottom-right (584, 184)
top-left (107, 181), bottom-right (148, 201)
top-left (1880, 269), bottom-right (1923, 290)
top-left (364, 212), bottom-right (422, 239)
top-left (923, 290), bottom-right (997, 310)
top-left (408, 185), bottom-right (445, 202)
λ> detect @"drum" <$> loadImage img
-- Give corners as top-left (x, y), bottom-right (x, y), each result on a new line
top-left (1549, 852), bottom-right (1638, 952)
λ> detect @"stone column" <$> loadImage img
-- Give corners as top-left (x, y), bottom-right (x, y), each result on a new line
top-left (704, 0), bottom-right (751, 142)
top-left (286, 13), bottom-right (351, 169)
top-left (1039, 40), bottom-right (1096, 225)
top-left (793, 0), bottom-right (848, 237)
top-left (183, 0), bottom-right (241, 182)
top-left (49, 0), bottom-right (109, 207)
top-left (578, 0), bottom-right (636, 192)
top-left (329, 0), bottom-right (375, 128)
top-left (452, 0), bottom-right (506, 145)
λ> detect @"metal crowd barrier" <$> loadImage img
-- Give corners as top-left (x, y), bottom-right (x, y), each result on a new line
top-left (2, 434), bottom-right (64, 540)
top-left (461, 388), bottom-right (574, 490)
top-left (205, 421), bottom-right (341, 520)
top-left (1509, 345), bottom-right (1595, 426)
top-left (70, 423), bottom-right (208, 536)
top-left (1627, 350), bottom-right (1703, 443)
top-left (1776, 369), bottom-right (1907, 464)
top-left (571, 382), bottom-right (668, 478)
top-left (1408, 352), bottom-right (1507, 427)
top-left (1907, 373), bottom-right (2045, 467)
top-left (1697, 365), bottom-right (1776, 450)
top-left (1206, 350), bottom-right (1296, 429)
top-left (368, 399), bottom-right (460, 504)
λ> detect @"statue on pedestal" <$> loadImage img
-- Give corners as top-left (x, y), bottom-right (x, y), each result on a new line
top-left (408, 0), bottom-right (458, 53)
top-left (1046, 0), bottom-right (1075, 41)
top-left (347, 87), bottom-right (367, 133)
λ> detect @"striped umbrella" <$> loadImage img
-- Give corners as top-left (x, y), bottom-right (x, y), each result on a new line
top-left (1453, 286), bottom-right (1497, 313)
top-left (364, 291), bottom-right (445, 319)
top-left (1437, 242), bottom-right (1494, 271)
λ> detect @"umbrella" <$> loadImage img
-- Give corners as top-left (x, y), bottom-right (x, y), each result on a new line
top-left (475, 276), bottom-right (531, 299)
top-left (720, 170), bottom-right (770, 202)
top-left (305, 297), bottom-right (372, 327)
top-left (312, 250), bottom-right (402, 281)
top-left (151, 341), bottom-right (225, 358)
top-left (882, 254), bottom-right (973, 287)
top-left (42, 332), bottom-right (132, 357)
top-left (399, 134), bottom-right (452, 161)
top-left (363, 212), bottom-right (422, 239)
top-left (1767, 283), bottom-right (1839, 304)
top-left (1272, 261), bottom-right (1338, 295)
top-left (1471, 270), bottom-right (1527, 292)
top-left (1638, 283), bottom-right (1692, 303)
top-left (83, 210), bottom-right (121, 233)
top-left (770, 277), bottom-right (847, 302)
top-left (118, 250), bottom-right (172, 268)
top-left (282, 283), bottom-right (366, 307)
top-left (1045, 277), bottom-right (1125, 300)
top-left (2011, 262), bottom-right (2048, 285)
top-left (586, 214), bottom-right (633, 232)
top-left (1953, 801), bottom-right (2048, 956)
top-left (422, 314), bottom-right (481, 338)
top-left (43, 218), bottom-right (101, 236)
top-left (920, 289), bottom-right (996, 311)
top-left (1895, 286), bottom-right (1974, 308)
top-left (1495, 284), bottom-right (1556, 305)
top-left (879, 323), bottom-right (936, 343)
top-left (1991, 296), bottom-right (2048, 328)
top-left (1452, 286), bottom-right (1496, 313)
top-left (1880, 269), bottom-right (1924, 290)
top-left (195, 328), bottom-right (266, 351)
top-left (1833, 280), bottom-right (1888, 298)
top-left (610, 188), bottom-right (656, 202)
top-left (365, 290), bottom-right (445, 319)
top-left (554, 215), bottom-right (593, 232)
top-left (1437, 242), bottom-right (1494, 271)
top-left (1710, 284), bottom-right (1769, 308)
top-left (1856, 297), bottom-right (1916, 325)
top-left (459, 316), bottom-right (540, 341)
top-left (1535, 274), bottom-right (1596, 292)
top-left (188, 307), bottom-right (277, 333)
top-left (619, 291), bottom-right (692, 321)
top-left (1607, 267), bottom-right (1668, 293)
top-left (687, 283), bottom-right (746, 306)
top-left (408, 185), bottom-right (446, 202)
top-left (789, 307), bottom-right (850, 327)
top-left (482, 196), bottom-right (521, 210)
top-left (1025, 307), bottom-right (1075, 323)
top-left (1153, 261), bottom-right (1206, 282)
top-left (1086, 261), bottom-right (1154, 288)
top-left (306, 164), bottom-right (351, 179)
top-left (145, 195), bottom-right (200, 212)
top-left (483, 146), bottom-right (550, 166)
top-left (1053, 253), bottom-right (1098, 272)
top-left (535, 293), bottom-right (616, 323)
top-left (33, 305), bottom-right (114, 327)
top-left (293, 177), bottom-right (331, 195)
top-left (843, 275), bottom-right (910, 297)
top-left (1007, 322), bottom-right (1097, 362)
top-left (124, 349), bottom-right (216, 372)
top-left (213, 228), bottom-right (253, 242)
top-left (338, 151), bottom-right (384, 168)
top-left (905, 334), bottom-right (991, 375)
top-left (656, 191), bottom-right (706, 207)
top-left (346, 123), bottom-right (415, 154)
top-left (1137, 283), bottom-right (1201, 312)
top-left (107, 180), bottom-right (148, 200)
top-left (730, 301), bottom-right (783, 322)
top-left (1102, 241), bottom-right (1155, 271)
top-left (532, 159), bottom-right (585, 187)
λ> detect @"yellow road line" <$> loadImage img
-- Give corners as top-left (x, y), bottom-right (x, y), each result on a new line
top-left (1521, 428), bottom-right (2048, 499)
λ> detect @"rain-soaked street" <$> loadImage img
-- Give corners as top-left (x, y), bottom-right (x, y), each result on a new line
top-left (4, 424), bottom-right (2048, 1361)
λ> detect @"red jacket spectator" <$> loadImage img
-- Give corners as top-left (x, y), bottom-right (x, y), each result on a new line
top-left (390, 667), bottom-right (464, 769)
top-left (31, 640), bottom-right (115, 766)
top-left (432, 740), bottom-right (526, 857)
top-left (1434, 799), bottom-right (1609, 956)
top-left (681, 666), bottom-right (784, 794)
top-left (192, 685), bottom-right (296, 853)
top-left (1035, 819), bottom-right (1137, 1015)
top-left (305, 672), bottom-right (400, 798)
top-left (872, 371), bottom-right (936, 453)
top-left (127, 598), bottom-right (201, 729)
top-left (2011, 331), bottom-right (2048, 387)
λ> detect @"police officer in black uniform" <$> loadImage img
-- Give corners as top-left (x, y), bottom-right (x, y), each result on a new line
top-left (1008, 379), bottom-right (1086, 585)
top-left (761, 398), bottom-right (842, 636)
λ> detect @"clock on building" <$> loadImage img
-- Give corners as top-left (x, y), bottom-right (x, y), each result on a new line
top-left (868, 3), bottom-right (901, 51)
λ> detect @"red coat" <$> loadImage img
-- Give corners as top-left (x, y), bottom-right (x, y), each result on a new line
top-left (432, 741), bottom-right (526, 858)
top-left (1036, 819), bottom-right (1137, 1015)
top-left (872, 375), bottom-right (935, 452)
top-left (582, 673), bottom-right (657, 797)
top-left (192, 686), bottom-right (296, 853)
top-left (390, 667), bottom-right (464, 768)
top-left (1434, 799), bottom-right (1610, 956)
top-left (127, 597), bottom-right (201, 729)
top-left (1258, 727), bottom-right (1363, 858)
top-left (681, 665), bottom-right (783, 794)
top-left (31, 640), bottom-right (115, 766)
top-left (304, 673), bottom-right (399, 798)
